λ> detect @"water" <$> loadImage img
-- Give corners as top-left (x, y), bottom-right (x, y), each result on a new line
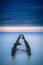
top-left (0, 32), bottom-right (43, 65)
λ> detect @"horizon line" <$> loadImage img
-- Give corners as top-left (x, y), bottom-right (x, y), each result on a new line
top-left (0, 26), bottom-right (43, 32)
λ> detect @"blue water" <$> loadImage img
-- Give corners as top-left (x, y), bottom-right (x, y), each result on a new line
top-left (0, 32), bottom-right (43, 65)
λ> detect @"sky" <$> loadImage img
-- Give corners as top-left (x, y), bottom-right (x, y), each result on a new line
top-left (0, 0), bottom-right (43, 26)
top-left (0, 27), bottom-right (43, 32)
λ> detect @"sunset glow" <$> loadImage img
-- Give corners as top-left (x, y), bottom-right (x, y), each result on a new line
top-left (0, 27), bottom-right (43, 32)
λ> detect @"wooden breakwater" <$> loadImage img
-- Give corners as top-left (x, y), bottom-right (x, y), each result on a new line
top-left (11, 34), bottom-right (21, 56)
top-left (11, 34), bottom-right (31, 56)
top-left (22, 34), bottom-right (31, 55)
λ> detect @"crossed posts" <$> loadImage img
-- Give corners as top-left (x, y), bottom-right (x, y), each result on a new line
top-left (11, 34), bottom-right (31, 56)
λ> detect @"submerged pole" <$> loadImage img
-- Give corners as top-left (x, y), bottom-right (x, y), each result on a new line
top-left (11, 34), bottom-right (21, 56)
top-left (22, 34), bottom-right (31, 55)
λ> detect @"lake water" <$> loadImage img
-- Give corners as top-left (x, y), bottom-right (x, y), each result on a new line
top-left (0, 32), bottom-right (43, 65)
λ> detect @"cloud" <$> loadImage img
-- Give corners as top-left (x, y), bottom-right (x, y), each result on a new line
top-left (0, 0), bottom-right (43, 26)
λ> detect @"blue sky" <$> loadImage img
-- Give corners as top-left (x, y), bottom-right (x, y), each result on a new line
top-left (0, 0), bottom-right (43, 26)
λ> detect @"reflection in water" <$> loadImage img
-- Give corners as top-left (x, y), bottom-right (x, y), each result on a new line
top-left (0, 32), bottom-right (43, 65)
top-left (11, 52), bottom-right (31, 65)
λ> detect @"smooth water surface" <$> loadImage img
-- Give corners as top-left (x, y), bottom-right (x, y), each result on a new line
top-left (0, 32), bottom-right (43, 65)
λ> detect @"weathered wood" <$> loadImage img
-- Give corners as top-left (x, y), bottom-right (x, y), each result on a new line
top-left (11, 34), bottom-right (31, 56)
top-left (11, 34), bottom-right (21, 56)
top-left (22, 34), bottom-right (31, 55)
